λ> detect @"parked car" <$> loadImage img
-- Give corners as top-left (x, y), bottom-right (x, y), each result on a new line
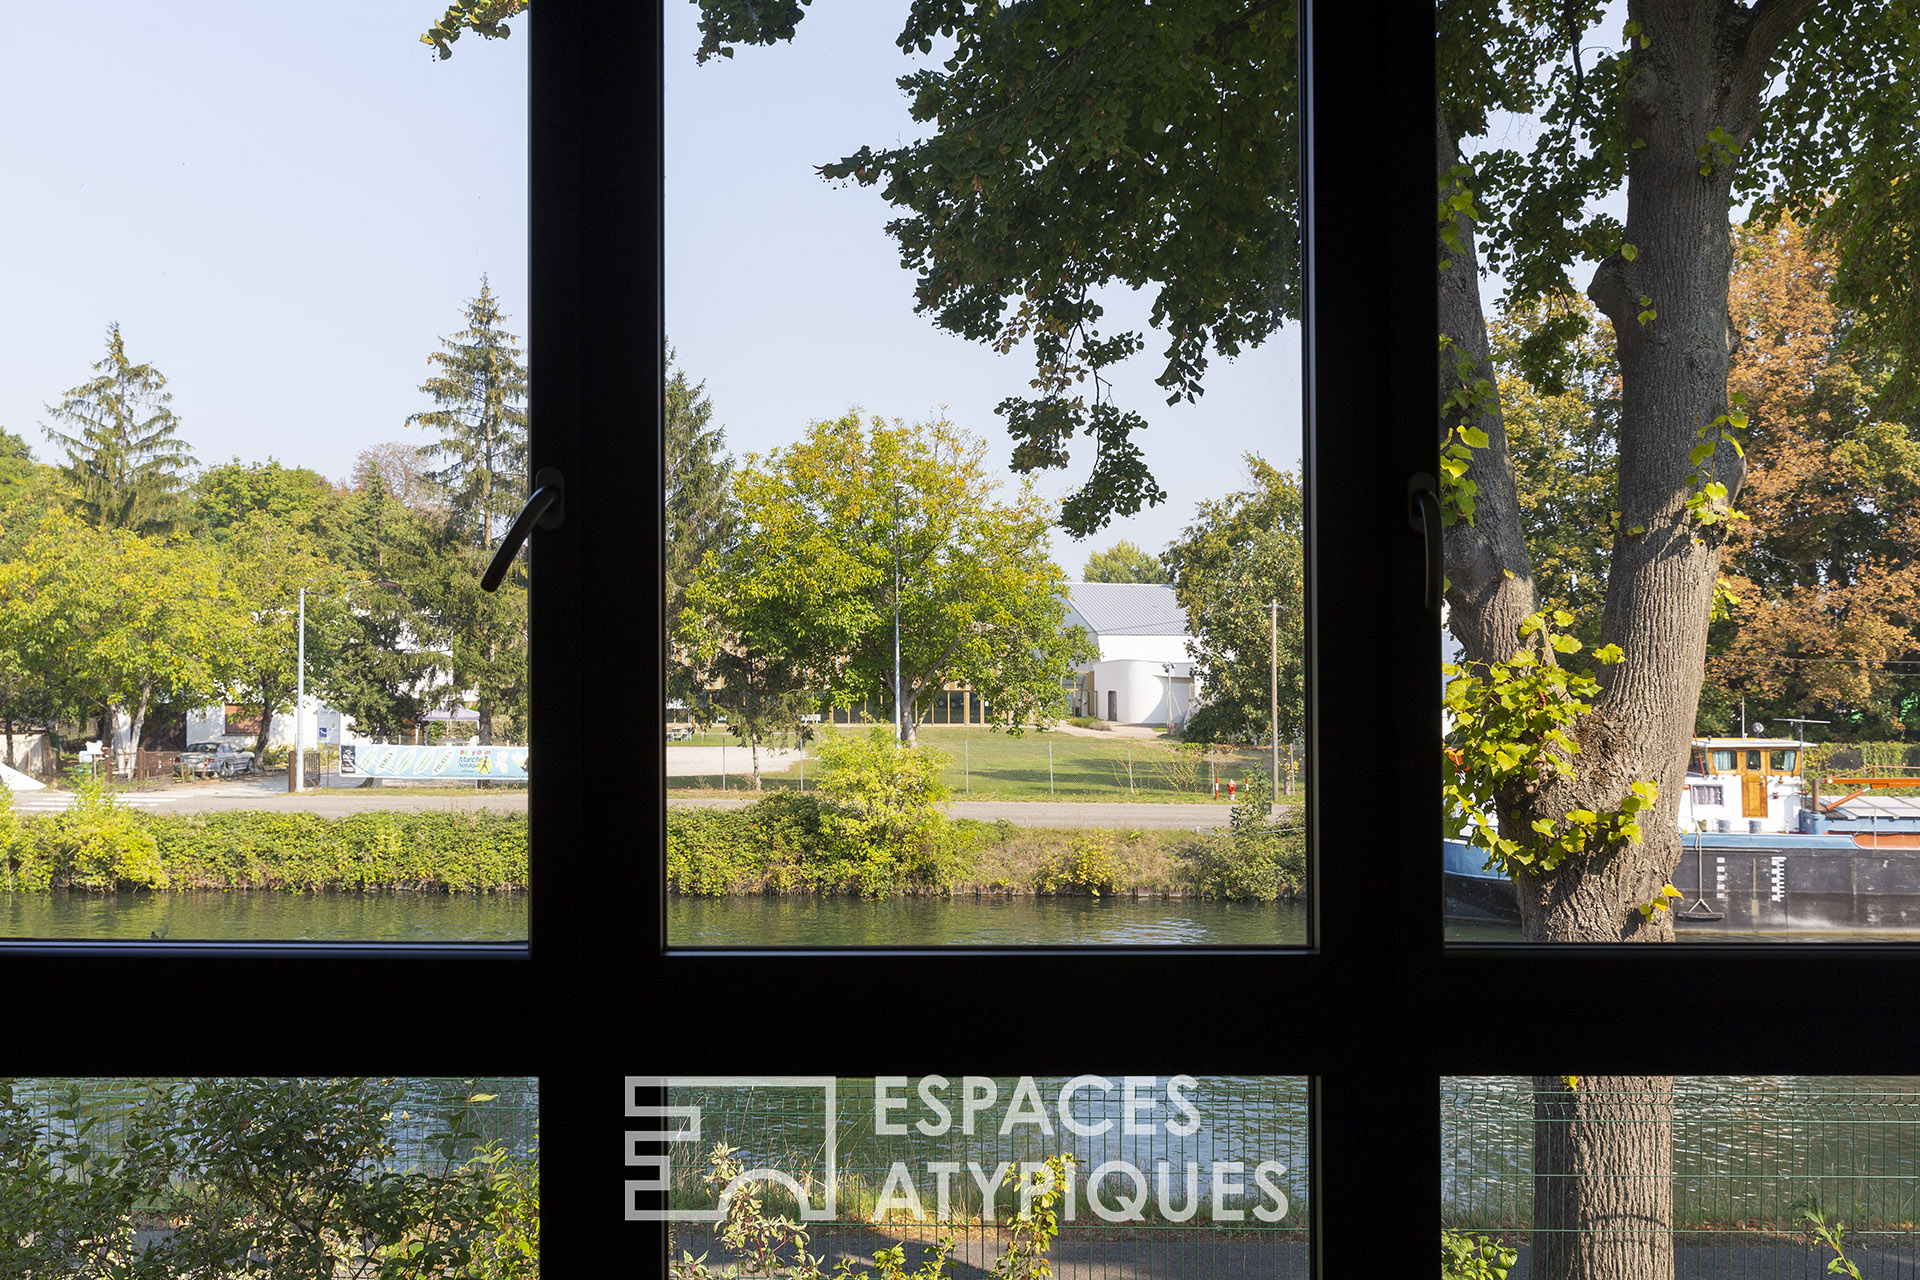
top-left (175, 742), bottom-right (256, 778)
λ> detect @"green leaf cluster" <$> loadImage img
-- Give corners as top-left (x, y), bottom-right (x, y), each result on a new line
top-left (1442, 612), bottom-right (1654, 878)
top-left (1441, 1229), bottom-right (1518, 1280)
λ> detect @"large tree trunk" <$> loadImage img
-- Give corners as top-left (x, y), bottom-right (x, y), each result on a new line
top-left (1532, 1077), bottom-right (1676, 1280)
top-left (1440, 6), bottom-right (1814, 1277)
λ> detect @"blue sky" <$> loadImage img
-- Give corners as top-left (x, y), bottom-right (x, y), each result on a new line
top-left (0, 2), bottom-right (528, 495)
top-left (1, 3), bottom-right (1300, 572)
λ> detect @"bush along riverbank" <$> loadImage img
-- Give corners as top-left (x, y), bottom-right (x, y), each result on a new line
top-left (0, 780), bottom-right (527, 893)
top-left (668, 729), bottom-right (1303, 902)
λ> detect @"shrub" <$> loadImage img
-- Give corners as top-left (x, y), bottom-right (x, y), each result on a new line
top-left (1175, 775), bottom-right (1304, 901)
top-left (1033, 834), bottom-right (1123, 896)
top-left (813, 727), bottom-right (954, 896)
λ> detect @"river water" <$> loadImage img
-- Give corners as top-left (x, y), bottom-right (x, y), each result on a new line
top-left (668, 896), bottom-right (1309, 946)
top-left (1, 890), bottom-right (527, 942)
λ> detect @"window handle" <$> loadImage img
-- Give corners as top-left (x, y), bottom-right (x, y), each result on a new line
top-left (1406, 472), bottom-right (1442, 613)
top-left (482, 466), bottom-right (565, 593)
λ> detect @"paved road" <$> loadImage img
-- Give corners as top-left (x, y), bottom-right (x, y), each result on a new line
top-left (669, 795), bottom-right (1242, 830)
top-left (9, 779), bottom-right (1246, 827)
top-left (7, 778), bottom-right (527, 816)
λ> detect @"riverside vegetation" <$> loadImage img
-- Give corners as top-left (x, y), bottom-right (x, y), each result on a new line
top-left (0, 776), bottom-right (525, 893)
top-left (668, 728), bottom-right (1302, 902)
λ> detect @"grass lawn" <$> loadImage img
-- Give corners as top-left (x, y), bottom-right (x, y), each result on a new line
top-left (666, 725), bottom-right (1300, 803)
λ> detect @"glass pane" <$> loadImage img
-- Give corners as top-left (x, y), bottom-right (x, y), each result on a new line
top-left (664, 0), bottom-right (1304, 946)
top-left (1438, 4), bottom-right (1920, 943)
top-left (1445, 1076), bottom-right (1920, 1275)
top-left (0, 8), bottom-right (528, 941)
top-left (634, 1075), bottom-right (1306, 1277)
top-left (3, 1076), bottom-right (536, 1267)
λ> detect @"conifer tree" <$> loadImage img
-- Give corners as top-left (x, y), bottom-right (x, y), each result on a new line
top-left (407, 277), bottom-right (530, 552)
top-left (664, 345), bottom-right (733, 704)
top-left (42, 323), bottom-right (197, 535)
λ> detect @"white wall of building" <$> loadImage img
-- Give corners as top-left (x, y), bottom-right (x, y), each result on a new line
top-left (1081, 660), bottom-right (1195, 726)
top-left (188, 699), bottom-right (371, 750)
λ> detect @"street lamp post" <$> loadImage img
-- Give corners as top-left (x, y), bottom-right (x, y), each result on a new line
top-left (292, 587), bottom-right (308, 793)
top-left (291, 579), bottom-right (406, 794)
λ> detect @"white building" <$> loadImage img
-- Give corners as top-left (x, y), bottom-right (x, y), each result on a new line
top-left (1061, 583), bottom-right (1196, 727)
top-left (186, 698), bottom-right (372, 751)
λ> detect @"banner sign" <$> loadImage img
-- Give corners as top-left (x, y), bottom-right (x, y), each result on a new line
top-left (339, 744), bottom-right (528, 781)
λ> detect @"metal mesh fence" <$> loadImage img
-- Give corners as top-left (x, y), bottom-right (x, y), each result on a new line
top-left (4, 1076), bottom-right (538, 1170)
top-left (1444, 1076), bottom-right (1920, 1278)
top-left (662, 1076), bottom-right (1307, 1280)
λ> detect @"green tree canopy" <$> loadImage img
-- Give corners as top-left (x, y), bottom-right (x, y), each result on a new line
top-left (194, 459), bottom-right (344, 547)
top-left (41, 323), bottom-right (198, 536)
top-left (681, 413), bottom-right (1092, 745)
top-left (0, 511), bottom-right (243, 757)
top-left (1082, 539), bottom-right (1167, 585)
top-left (1162, 456), bottom-right (1304, 746)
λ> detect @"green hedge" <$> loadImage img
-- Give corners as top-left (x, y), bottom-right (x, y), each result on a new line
top-left (1, 807), bottom-right (527, 893)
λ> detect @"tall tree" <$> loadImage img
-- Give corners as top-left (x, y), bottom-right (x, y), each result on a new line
top-left (220, 511), bottom-right (356, 761)
top-left (41, 323), bottom-right (198, 535)
top-left (1082, 540), bottom-right (1168, 585)
top-left (0, 512), bottom-right (242, 762)
top-left (351, 442), bottom-right (448, 521)
top-left (322, 473), bottom-right (455, 741)
top-left (664, 345), bottom-right (733, 707)
top-left (408, 277), bottom-right (530, 552)
top-left (1162, 458), bottom-right (1305, 746)
top-left (681, 413), bottom-right (1092, 749)
top-left (1704, 214), bottom-right (1920, 738)
top-left (407, 278), bottom-right (531, 746)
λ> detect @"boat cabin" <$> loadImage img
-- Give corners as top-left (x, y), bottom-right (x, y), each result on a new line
top-left (1678, 737), bottom-right (1805, 833)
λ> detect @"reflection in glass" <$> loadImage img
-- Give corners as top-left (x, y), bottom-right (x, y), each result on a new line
top-left (643, 1076), bottom-right (1305, 1279)
top-left (2, 1077), bottom-right (537, 1270)
top-left (1445, 1076), bottom-right (1920, 1277)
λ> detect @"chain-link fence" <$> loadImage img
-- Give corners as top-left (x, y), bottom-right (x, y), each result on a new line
top-left (1444, 1076), bottom-right (1920, 1278)
top-left (661, 1076), bottom-right (1307, 1280)
top-left (666, 731), bottom-right (1298, 804)
top-left (4, 1076), bottom-right (538, 1170)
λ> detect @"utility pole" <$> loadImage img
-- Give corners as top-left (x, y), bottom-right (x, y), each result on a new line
top-left (1270, 598), bottom-right (1279, 811)
top-left (292, 586), bottom-right (307, 793)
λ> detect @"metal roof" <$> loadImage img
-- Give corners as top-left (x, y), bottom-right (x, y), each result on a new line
top-left (1063, 582), bottom-right (1191, 639)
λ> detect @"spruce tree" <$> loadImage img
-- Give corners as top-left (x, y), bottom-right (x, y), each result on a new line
top-left (42, 323), bottom-right (197, 535)
top-left (664, 344), bottom-right (733, 705)
top-left (407, 277), bottom-right (530, 551)
top-left (407, 279), bottom-right (531, 746)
